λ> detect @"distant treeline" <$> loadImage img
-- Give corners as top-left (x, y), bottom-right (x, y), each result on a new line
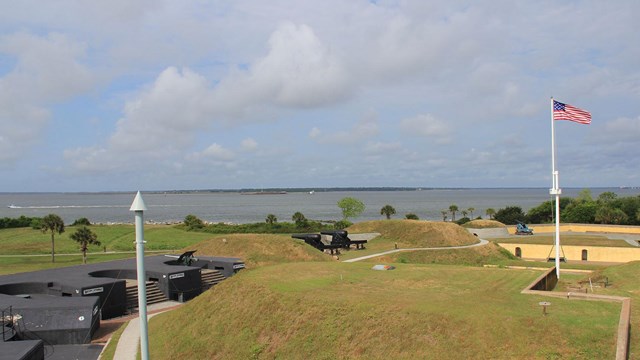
top-left (494, 190), bottom-right (640, 225)
top-left (0, 215), bottom-right (41, 229)
top-left (0, 216), bottom-right (91, 229)
top-left (161, 187), bottom-right (441, 194)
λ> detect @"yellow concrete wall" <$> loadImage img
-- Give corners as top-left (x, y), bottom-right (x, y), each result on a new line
top-left (500, 243), bottom-right (640, 263)
top-left (506, 223), bottom-right (640, 235)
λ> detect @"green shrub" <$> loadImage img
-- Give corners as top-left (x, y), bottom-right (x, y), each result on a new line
top-left (183, 214), bottom-right (205, 230)
top-left (405, 213), bottom-right (419, 220)
top-left (72, 217), bottom-right (91, 226)
top-left (334, 220), bottom-right (353, 229)
top-left (0, 216), bottom-right (42, 229)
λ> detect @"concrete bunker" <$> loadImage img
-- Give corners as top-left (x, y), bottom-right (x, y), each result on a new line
top-left (0, 252), bottom-right (244, 355)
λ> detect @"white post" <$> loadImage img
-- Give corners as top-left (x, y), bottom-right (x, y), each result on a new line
top-left (130, 191), bottom-right (149, 360)
top-left (549, 98), bottom-right (562, 279)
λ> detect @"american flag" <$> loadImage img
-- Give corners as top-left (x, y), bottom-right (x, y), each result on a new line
top-left (553, 100), bottom-right (591, 124)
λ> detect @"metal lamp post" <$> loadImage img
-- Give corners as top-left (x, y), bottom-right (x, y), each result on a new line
top-left (130, 191), bottom-right (149, 360)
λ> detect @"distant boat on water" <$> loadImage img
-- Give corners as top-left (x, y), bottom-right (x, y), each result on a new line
top-left (7, 204), bottom-right (19, 209)
top-left (309, 190), bottom-right (315, 195)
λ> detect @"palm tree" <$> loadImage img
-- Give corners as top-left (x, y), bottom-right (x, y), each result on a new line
top-left (265, 214), bottom-right (277, 224)
top-left (449, 204), bottom-right (459, 222)
top-left (70, 226), bottom-right (101, 264)
top-left (41, 214), bottom-right (65, 263)
top-left (380, 205), bottom-right (396, 219)
top-left (292, 212), bottom-right (307, 228)
top-left (441, 210), bottom-right (448, 222)
top-left (461, 210), bottom-right (468, 219)
top-left (486, 208), bottom-right (496, 219)
top-left (468, 207), bottom-right (475, 219)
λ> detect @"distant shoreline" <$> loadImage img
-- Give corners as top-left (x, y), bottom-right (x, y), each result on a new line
top-left (1, 186), bottom-right (638, 195)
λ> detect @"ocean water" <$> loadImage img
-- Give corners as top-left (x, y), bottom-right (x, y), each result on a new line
top-left (1, 188), bottom-right (638, 225)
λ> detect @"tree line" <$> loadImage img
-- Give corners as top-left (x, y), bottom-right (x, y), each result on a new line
top-left (510, 190), bottom-right (640, 226)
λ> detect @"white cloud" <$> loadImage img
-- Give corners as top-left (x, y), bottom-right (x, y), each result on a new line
top-left (309, 127), bottom-right (321, 139)
top-left (400, 114), bottom-right (451, 144)
top-left (601, 116), bottom-right (640, 143)
top-left (240, 138), bottom-right (258, 151)
top-left (0, 32), bottom-right (94, 163)
top-left (65, 66), bottom-right (211, 170)
top-left (363, 141), bottom-right (404, 156)
top-left (310, 112), bottom-right (379, 145)
top-left (211, 21), bottom-right (353, 119)
top-left (187, 143), bottom-right (235, 162)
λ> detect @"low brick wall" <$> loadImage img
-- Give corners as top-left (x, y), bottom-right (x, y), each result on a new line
top-left (500, 243), bottom-right (640, 263)
top-left (521, 267), bottom-right (630, 360)
top-left (507, 223), bottom-right (640, 235)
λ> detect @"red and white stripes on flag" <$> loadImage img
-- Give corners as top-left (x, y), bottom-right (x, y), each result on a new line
top-left (553, 100), bottom-right (591, 124)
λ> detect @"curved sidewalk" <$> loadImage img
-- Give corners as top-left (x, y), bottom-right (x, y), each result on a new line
top-left (343, 239), bottom-right (489, 263)
top-left (109, 301), bottom-right (181, 360)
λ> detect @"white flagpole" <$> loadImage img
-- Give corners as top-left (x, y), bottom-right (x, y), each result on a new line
top-left (550, 97), bottom-right (561, 279)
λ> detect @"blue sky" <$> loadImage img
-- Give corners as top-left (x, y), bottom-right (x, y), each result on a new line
top-left (1, 1), bottom-right (639, 192)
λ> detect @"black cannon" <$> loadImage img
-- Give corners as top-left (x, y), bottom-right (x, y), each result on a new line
top-left (292, 233), bottom-right (342, 254)
top-left (292, 230), bottom-right (367, 254)
top-left (164, 250), bottom-right (198, 266)
top-left (320, 230), bottom-right (367, 250)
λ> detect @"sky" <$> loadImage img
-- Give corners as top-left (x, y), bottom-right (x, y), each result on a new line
top-left (1, 1), bottom-right (639, 192)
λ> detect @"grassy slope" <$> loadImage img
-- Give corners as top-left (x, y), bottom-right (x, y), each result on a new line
top-left (342, 220), bottom-right (514, 265)
top-left (348, 220), bottom-right (479, 248)
top-left (183, 233), bottom-right (332, 268)
top-left (462, 219), bottom-right (506, 228)
top-left (148, 262), bottom-right (619, 359)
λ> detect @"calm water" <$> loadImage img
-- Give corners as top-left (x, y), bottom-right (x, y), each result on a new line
top-left (1, 188), bottom-right (638, 224)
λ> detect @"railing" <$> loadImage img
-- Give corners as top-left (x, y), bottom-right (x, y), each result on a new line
top-left (1, 306), bottom-right (13, 342)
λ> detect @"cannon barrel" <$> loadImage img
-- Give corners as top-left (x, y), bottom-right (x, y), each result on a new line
top-left (292, 234), bottom-right (321, 241)
top-left (320, 230), bottom-right (348, 237)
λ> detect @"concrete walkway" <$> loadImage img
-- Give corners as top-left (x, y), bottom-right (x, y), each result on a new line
top-left (343, 239), bottom-right (489, 263)
top-left (110, 301), bottom-right (181, 360)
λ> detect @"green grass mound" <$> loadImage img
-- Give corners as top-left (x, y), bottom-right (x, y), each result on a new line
top-left (348, 220), bottom-right (478, 248)
top-left (184, 233), bottom-right (332, 268)
top-left (461, 219), bottom-right (506, 229)
top-left (148, 262), bottom-right (619, 359)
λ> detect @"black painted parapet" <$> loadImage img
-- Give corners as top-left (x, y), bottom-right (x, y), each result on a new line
top-left (4, 294), bottom-right (100, 345)
top-left (0, 340), bottom-right (44, 360)
top-left (191, 257), bottom-right (245, 278)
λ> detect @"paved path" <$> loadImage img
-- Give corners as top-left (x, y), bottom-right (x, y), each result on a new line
top-left (343, 239), bottom-right (489, 263)
top-left (110, 301), bottom-right (182, 360)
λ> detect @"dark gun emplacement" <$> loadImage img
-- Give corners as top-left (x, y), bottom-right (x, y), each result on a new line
top-left (292, 230), bottom-right (367, 255)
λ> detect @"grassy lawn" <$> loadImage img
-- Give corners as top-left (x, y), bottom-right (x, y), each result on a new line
top-left (553, 261), bottom-right (640, 358)
top-left (0, 224), bottom-right (214, 255)
top-left (148, 262), bottom-right (620, 359)
top-left (491, 234), bottom-right (636, 247)
top-left (0, 225), bottom-right (215, 274)
top-left (0, 253), bottom-right (138, 275)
